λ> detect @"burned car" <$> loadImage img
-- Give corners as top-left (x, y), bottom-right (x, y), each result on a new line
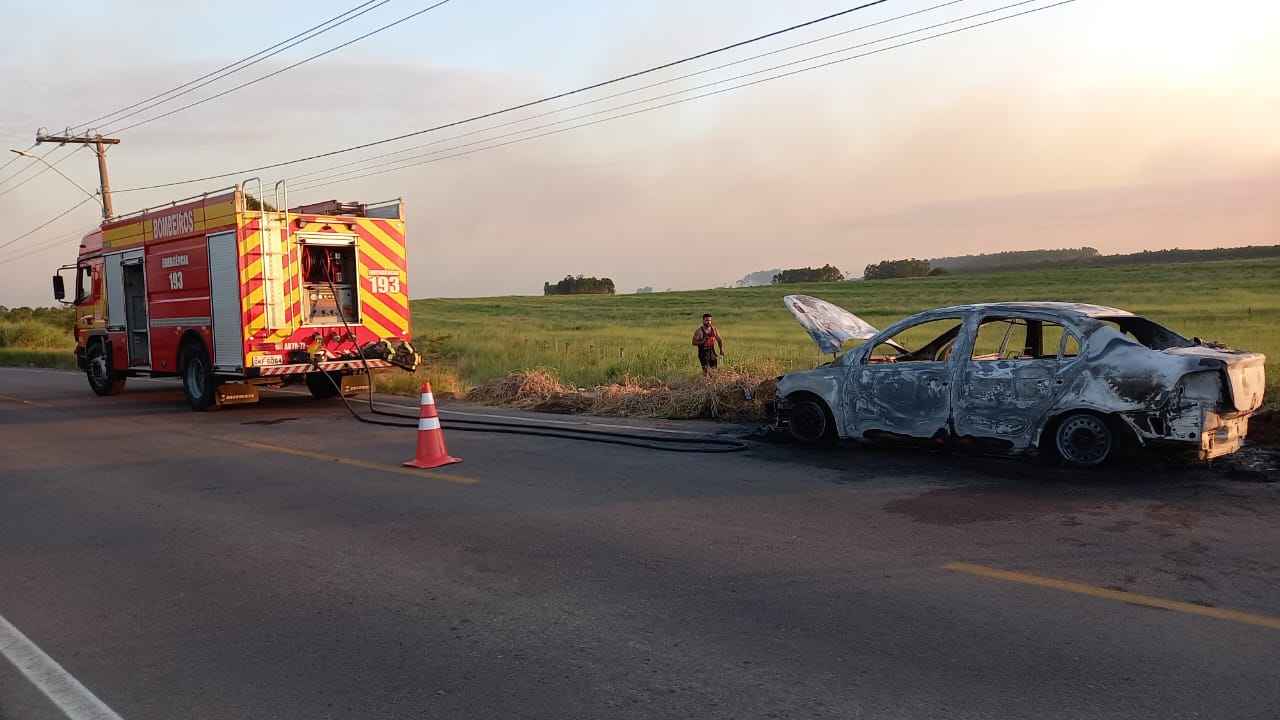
top-left (775, 296), bottom-right (1267, 466)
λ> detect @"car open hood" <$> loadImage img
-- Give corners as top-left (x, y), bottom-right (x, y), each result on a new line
top-left (784, 295), bottom-right (898, 355)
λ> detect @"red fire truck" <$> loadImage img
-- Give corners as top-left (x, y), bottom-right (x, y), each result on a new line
top-left (53, 180), bottom-right (419, 410)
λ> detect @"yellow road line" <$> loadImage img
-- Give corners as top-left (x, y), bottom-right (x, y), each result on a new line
top-left (944, 562), bottom-right (1280, 630)
top-left (244, 441), bottom-right (478, 485)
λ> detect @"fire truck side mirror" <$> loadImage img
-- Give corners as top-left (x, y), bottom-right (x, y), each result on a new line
top-left (52, 274), bottom-right (66, 302)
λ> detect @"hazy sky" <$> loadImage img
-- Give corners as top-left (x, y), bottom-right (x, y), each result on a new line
top-left (1, 0), bottom-right (1277, 306)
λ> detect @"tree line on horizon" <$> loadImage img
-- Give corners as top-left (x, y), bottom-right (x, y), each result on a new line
top-left (857, 245), bottom-right (1280, 279)
top-left (543, 275), bottom-right (616, 295)
top-left (771, 265), bottom-right (845, 284)
top-left (862, 258), bottom-right (946, 280)
top-left (929, 245), bottom-right (1280, 274)
top-left (0, 305), bottom-right (75, 331)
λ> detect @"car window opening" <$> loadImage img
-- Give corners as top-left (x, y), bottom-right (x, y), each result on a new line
top-left (866, 318), bottom-right (964, 363)
top-left (1097, 316), bottom-right (1193, 350)
top-left (971, 317), bottom-right (1080, 361)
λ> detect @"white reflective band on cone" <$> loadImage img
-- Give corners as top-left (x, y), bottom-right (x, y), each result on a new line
top-left (420, 392), bottom-right (434, 406)
top-left (418, 417), bottom-right (441, 431)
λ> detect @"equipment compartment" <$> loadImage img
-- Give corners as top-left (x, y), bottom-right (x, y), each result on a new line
top-left (301, 242), bottom-right (359, 325)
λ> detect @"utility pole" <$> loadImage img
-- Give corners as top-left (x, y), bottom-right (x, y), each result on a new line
top-left (35, 132), bottom-right (121, 220)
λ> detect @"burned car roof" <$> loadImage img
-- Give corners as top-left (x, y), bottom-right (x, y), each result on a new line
top-left (783, 296), bottom-right (1134, 356)
top-left (926, 301), bottom-right (1133, 318)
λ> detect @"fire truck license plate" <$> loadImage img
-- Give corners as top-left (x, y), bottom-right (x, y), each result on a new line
top-left (252, 354), bottom-right (284, 366)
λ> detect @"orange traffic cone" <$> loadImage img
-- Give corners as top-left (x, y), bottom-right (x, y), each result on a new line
top-left (404, 382), bottom-right (462, 468)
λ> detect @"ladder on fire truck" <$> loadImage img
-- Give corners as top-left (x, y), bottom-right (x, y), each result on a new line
top-left (244, 178), bottom-right (293, 331)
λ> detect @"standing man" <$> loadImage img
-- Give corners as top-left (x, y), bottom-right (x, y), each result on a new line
top-left (692, 313), bottom-right (724, 377)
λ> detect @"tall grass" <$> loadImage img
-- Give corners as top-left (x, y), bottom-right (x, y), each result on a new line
top-left (0, 348), bottom-right (78, 370)
top-left (0, 321), bottom-right (72, 350)
top-left (410, 258), bottom-right (1280, 405)
top-left (0, 320), bottom-right (76, 370)
top-left (5, 259), bottom-right (1278, 407)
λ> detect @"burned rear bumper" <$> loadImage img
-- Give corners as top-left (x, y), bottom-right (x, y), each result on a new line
top-left (1199, 411), bottom-right (1250, 460)
top-left (1118, 407), bottom-right (1253, 461)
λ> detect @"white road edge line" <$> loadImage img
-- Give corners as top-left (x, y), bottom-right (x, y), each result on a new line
top-left (2, 368), bottom-right (712, 437)
top-left (0, 612), bottom-right (125, 720)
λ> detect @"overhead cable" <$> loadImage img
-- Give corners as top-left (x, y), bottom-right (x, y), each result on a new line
top-left (0, 197), bottom-right (97, 253)
top-left (6, 2), bottom-right (397, 203)
top-left (113, 0), bottom-right (894, 193)
top-left (0, 224), bottom-right (97, 265)
top-left (0, 146), bottom-right (85, 199)
top-left (291, 0), bottom-right (1076, 193)
top-left (287, 0), bottom-right (972, 184)
top-left (0, 142), bottom-right (37, 177)
top-left (3, 1), bottom-right (1073, 260)
top-left (105, 0), bottom-right (454, 135)
top-left (77, 0), bottom-right (394, 133)
top-left (0, 143), bottom-right (62, 189)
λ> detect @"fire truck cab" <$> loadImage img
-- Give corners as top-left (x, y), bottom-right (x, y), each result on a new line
top-left (54, 179), bottom-right (419, 410)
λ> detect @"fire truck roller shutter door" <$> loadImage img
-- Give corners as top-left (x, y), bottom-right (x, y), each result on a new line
top-left (207, 231), bottom-right (242, 369)
top-left (104, 252), bottom-right (126, 331)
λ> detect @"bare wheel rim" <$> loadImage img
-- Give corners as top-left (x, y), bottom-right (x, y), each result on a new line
top-left (88, 351), bottom-right (109, 386)
top-left (791, 401), bottom-right (828, 441)
top-left (1057, 415), bottom-right (1112, 465)
top-left (186, 356), bottom-right (207, 398)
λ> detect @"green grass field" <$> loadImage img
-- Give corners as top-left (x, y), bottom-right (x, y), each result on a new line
top-left (0, 319), bottom-right (78, 370)
top-left (409, 258), bottom-right (1280, 404)
top-left (5, 258), bottom-right (1278, 406)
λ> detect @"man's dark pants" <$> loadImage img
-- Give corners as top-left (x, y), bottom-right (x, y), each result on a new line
top-left (698, 346), bottom-right (718, 370)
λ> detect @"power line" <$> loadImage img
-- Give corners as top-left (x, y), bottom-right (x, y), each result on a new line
top-left (2, 0), bottom-right (1073, 263)
top-left (113, 0), bottom-right (893, 193)
top-left (0, 142), bottom-right (36, 177)
top-left (290, 0), bottom-right (995, 186)
top-left (0, 197), bottom-right (96, 253)
top-left (0, 224), bottom-right (97, 265)
top-left (286, 0), bottom-right (972, 184)
top-left (289, 0), bottom-right (1065, 192)
top-left (77, 0), bottom-right (394, 133)
top-left (105, 0), bottom-right (455, 135)
top-left (0, 144), bottom-right (61, 189)
top-left (290, 0), bottom-right (1076, 194)
top-left (3, 2), bottom-right (398, 205)
top-left (0, 146), bottom-right (85, 200)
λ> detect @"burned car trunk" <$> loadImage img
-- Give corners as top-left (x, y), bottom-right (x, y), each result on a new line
top-left (775, 297), bottom-right (1267, 467)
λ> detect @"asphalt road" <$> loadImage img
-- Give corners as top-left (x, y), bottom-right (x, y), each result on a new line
top-left (1, 367), bottom-right (1278, 720)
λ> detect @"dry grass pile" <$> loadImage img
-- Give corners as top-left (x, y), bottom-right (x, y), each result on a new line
top-left (466, 368), bottom-right (576, 409)
top-left (467, 368), bottom-right (780, 421)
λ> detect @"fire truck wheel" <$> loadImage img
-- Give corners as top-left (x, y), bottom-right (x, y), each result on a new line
top-left (181, 343), bottom-right (217, 411)
top-left (85, 342), bottom-right (125, 396)
top-left (306, 371), bottom-right (341, 399)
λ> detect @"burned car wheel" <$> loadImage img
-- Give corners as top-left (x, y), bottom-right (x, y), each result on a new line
top-left (788, 396), bottom-right (836, 445)
top-left (1053, 412), bottom-right (1114, 467)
